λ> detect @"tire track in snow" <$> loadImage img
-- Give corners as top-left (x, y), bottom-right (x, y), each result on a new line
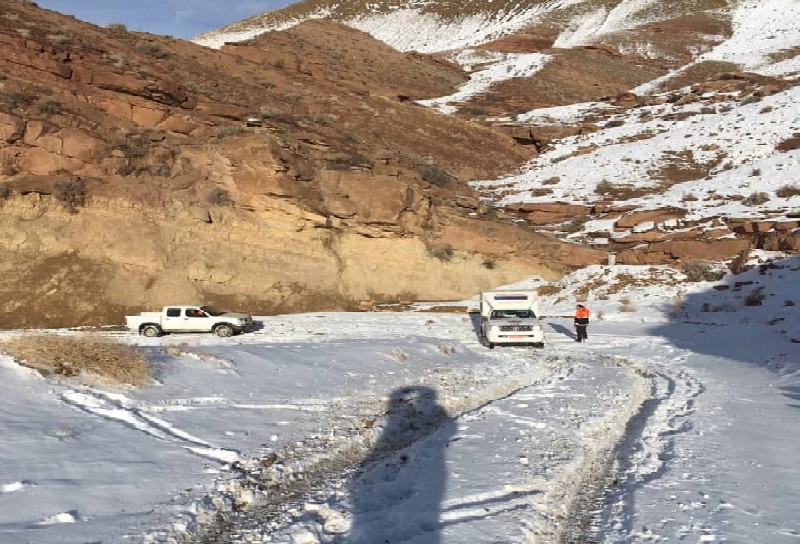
top-left (588, 359), bottom-right (705, 543)
top-left (60, 388), bottom-right (241, 464)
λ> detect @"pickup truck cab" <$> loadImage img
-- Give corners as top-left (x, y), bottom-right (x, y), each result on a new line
top-left (125, 305), bottom-right (255, 337)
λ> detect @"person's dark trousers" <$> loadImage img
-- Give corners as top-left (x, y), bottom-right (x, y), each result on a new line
top-left (575, 324), bottom-right (588, 342)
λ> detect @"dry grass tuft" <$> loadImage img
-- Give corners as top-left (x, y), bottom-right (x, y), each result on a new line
top-left (1, 334), bottom-right (152, 386)
top-left (618, 297), bottom-right (637, 313)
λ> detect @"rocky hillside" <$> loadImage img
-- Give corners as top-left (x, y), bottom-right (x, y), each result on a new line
top-left (0, 0), bottom-right (605, 328)
top-left (198, 0), bottom-right (800, 272)
top-left (2, 0), bottom-right (798, 328)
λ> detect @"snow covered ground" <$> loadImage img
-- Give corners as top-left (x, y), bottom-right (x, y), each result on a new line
top-left (1, 256), bottom-right (798, 543)
top-left (3, 1), bottom-right (799, 542)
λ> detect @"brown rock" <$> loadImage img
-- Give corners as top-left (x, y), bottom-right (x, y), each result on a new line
top-left (0, 112), bottom-right (24, 143)
top-left (616, 238), bottom-right (752, 265)
top-left (506, 202), bottom-right (592, 225)
top-left (615, 208), bottom-right (686, 229)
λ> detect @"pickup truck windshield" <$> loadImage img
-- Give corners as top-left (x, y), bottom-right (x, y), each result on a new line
top-left (200, 306), bottom-right (225, 316)
top-left (491, 310), bottom-right (535, 319)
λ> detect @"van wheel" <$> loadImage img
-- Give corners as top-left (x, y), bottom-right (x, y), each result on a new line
top-left (214, 324), bottom-right (234, 337)
top-left (142, 325), bottom-right (162, 338)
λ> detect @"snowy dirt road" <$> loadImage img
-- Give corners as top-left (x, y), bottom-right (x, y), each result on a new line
top-left (5, 311), bottom-right (796, 544)
top-left (131, 316), bottom-right (703, 544)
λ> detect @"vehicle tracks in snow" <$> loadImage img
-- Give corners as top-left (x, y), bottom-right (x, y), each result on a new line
top-left (163, 353), bottom-right (704, 544)
top-left (60, 388), bottom-right (241, 464)
top-left (585, 358), bottom-right (705, 544)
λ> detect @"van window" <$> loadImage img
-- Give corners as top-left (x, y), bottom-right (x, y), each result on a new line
top-left (166, 308), bottom-right (181, 317)
top-left (491, 310), bottom-right (534, 319)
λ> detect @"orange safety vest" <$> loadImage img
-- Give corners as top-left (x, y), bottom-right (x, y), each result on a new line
top-left (575, 307), bottom-right (590, 319)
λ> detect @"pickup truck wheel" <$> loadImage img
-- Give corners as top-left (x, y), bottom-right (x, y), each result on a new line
top-left (142, 325), bottom-right (162, 338)
top-left (214, 324), bottom-right (234, 338)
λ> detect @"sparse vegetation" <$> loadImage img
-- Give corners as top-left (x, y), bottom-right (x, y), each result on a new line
top-left (562, 215), bottom-right (591, 233)
top-left (106, 22), bottom-right (128, 33)
top-left (325, 155), bottom-right (373, 171)
top-left (742, 191), bottom-right (770, 206)
top-left (118, 137), bottom-right (150, 159)
top-left (0, 184), bottom-right (10, 201)
top-left (419, 163), bottom-right (453, 187)
top-left (149, 164), bottom-right (171, 177)
top-left (482, 257), bottom-right (497, 269)
top-left (213, 125), bottom-right (248, 140)
top-left (207, 187), bottom-right (232, 206)
top-left (684, 260), bottom-right (726, 282)
top-left (1, 334), bottom-right (152, 386)
top-left (53, 179), bottom-right (85, 213)
top-left (744, 286), bottom-right (766, 306)
top-left (135, 40), bottom-right (169, 59)
top-left (667, 293), bottom-right (687, 319)
top-left (529, 188), bottom-right (553, 197)
top-left (537, 284), bottom-right (561, 296)
top-left (618, 297), bottom-right (636, 312)
top-left (775, 184), bottom-right (800, 198)
top-left (593, 179), bottom-right (639, 199)
top-left (595, 180), bottom-right (616, 195)
top-left (0, 153), bottom-right (17, 176)
top-left (428, 244), bottom-right (454, 262)
top-left (36, 99), bottom-right (62, 115)
top-left (1, 91), bottom-right (36, 110)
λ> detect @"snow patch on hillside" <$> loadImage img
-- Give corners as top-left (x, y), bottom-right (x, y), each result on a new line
top-left (476, 85), bottom-right (800, 225)
top-left (192, 9), bottom-right (334, 49)
top-left (554, 0), bottom-right (662, 48)
top-left (349, 6), bottom-right (551, 53)
top-left (418, 52), bottom-right (551, 114)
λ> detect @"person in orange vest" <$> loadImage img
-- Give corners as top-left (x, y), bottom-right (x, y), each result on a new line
top-left (574, 304), bottom-right (590, 342)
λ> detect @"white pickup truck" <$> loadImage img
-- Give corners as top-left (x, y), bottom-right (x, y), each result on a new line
top-left (125, 305), bottom-right (255, 337)
top-left (479, 289), bottom-right (546, 349)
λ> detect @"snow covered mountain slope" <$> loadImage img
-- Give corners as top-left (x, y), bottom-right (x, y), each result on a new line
top-left (192, 1), bottom-right (800, 272)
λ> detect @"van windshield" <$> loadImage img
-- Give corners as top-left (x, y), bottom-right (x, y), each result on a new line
top-left (491, 310), bottom-right (535, 319)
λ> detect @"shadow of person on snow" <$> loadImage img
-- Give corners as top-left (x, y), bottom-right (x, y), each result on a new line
top-left (341, 386), bottom-right (454, 544)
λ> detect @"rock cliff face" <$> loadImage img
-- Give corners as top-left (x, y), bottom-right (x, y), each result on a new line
top-left (0, 194), bottom-right (587, 328)
top-left (0, 2), bottom-right (606, 327)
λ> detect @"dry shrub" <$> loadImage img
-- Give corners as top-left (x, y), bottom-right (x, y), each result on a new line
top-left (618, 297), bottom-right (636, 313)
top-left (106, 22), bottom-right (128, 33)
top-left (53, 179), bottom-right (85, 212)
top-left (537, 284), bottom-right (562, 296)
top-left (776, 133), bottom-right (800, 153)
top-left (427, 244), bottom-right (454, 262)
top-left (776, 184), bottom-right (800, 198)
top-left (742, 191), bottom-right (770, 206)
top-left (744, 286), bottom-right (766, 307)
top-left (684, 260), bottom-right (725, 282)
top-left (207, 187), bottom-right (232, 206)
top-left (2, 334), bottom-right (152, 386)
